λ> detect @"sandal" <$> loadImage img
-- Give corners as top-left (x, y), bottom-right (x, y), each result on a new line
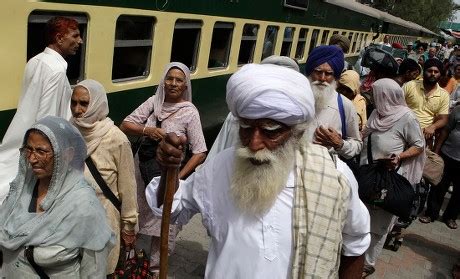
top-left (419, 216), bottom-right (433, 223)
top-left (362, 265), bottom-right (375, 278)
top-left (445, 219), bottom-right (458, 229)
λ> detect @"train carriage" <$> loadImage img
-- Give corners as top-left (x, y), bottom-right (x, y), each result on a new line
top-left (0, 0), bottom-right (436, 143)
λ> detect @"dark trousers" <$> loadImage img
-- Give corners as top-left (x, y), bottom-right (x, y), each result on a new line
top-left (425, 152), bottom-right (460, 220)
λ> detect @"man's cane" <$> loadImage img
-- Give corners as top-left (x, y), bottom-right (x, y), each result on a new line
top-left (159, 166), bottom-right (179, 279)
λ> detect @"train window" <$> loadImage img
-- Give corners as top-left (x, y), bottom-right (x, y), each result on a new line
top-left (112, 15), bottom-right (154, 82)
top-left (332, 30), bottom-right (339, 35)
top-left (281, 27), bottom-right (295, 56)
top-left (208, 22), bottom-right (234, 69)
top-left (262, 25), bottom-right (279, 60)
top-left (295, 28), bottom-right (309, 59)
top-left (347, 33), bottom-right (354, 54)
top-left (238, 24), bottom-right (259, 65)
top-left (321, 30), bottom-right (330, 45)
top-left (171, 20), bottom-right (202, 71)
top-left (308, 29), bottom-right (320, 55)
top-left (27, 12), bottom-right (88, 85)
top-left (363, 34), bottom-right (369, 48)
top-left (351, 33), bottom-right (360, 53)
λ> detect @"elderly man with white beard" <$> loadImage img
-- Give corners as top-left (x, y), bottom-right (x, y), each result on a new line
top-left (146, 63), bottom-right (370, 278)
top-left (305, 45), bottom-right (363, 160)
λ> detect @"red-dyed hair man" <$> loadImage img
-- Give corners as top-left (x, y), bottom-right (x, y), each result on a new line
top-left (45, 16), bottom-right (83, 57)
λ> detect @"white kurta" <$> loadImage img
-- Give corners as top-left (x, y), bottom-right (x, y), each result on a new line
top-left (307, 91), bottom-right (363, 159)
top-left (0, 47), bottom-right (71, 203)
top-left (146, 147), bottom-right (370, 279)
top-left (206, 112), bottom-right (239, 161)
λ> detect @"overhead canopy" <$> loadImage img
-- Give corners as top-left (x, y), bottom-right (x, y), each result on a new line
top-left (323, 0), bottom-right (437, 36)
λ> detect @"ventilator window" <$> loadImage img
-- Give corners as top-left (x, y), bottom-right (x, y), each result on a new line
top-left (208, 22), bottom-right (234, 69)
top-left (281, 27), bottom-right (295, 57)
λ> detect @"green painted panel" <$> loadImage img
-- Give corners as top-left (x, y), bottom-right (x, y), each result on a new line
top-left (42, 0), bottom-right (381, 31)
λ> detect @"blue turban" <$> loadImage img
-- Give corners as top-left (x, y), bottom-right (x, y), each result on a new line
top-left (305, 45), bottom-right (344, 79)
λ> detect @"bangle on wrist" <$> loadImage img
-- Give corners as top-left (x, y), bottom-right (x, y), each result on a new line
top-left (142, 126), bottom-right (147, 135)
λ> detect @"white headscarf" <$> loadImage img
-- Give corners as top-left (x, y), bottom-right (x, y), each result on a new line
top-left (364, 78), bottom-right (412, 136)
top-left (226, 63), bottom-right (315, 125)
top-left (153, 62), bottom-right (192, 120)
top-left (0, 116), bottom-right (113, 251)
top-left (70, 79), bottom-right (114, 156)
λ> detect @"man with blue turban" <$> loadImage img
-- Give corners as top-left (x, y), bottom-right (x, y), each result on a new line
top-left (146, 63), bottom-right (370, 278)
top-left (305, 45), bottom-right (363, 161)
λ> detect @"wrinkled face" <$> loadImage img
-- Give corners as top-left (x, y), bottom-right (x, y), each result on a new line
top-left (164, 68), bottom-right (187, 103)
top-left (239, 118), bottom-right (292, 159)
top-left (423, 66), bottom-right (441, 85)
top-left (22, 131), bottom-right (54, 180)
top-left (428, 48), bottom-right (436, 57)
top-left (70, 86), bottom-right (90, 118)
top-left (309, 63), bottom-right (335, 85)
top-left (57, 28), bottom-right (83, 57)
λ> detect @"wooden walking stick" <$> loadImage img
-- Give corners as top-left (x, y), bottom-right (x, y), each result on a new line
top-left (159, 166), bottom-right (179, 279)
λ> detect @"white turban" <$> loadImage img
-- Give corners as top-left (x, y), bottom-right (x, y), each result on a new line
top-left (226, 64), bottom-right (315, 125)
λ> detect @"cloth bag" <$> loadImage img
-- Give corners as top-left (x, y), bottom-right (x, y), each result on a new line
top-left (357, 134), bottom-right (416, 220)
top-left (110, 247), bottom-right (152, 279)
top-left (422, 149), bottom-right (444, 186)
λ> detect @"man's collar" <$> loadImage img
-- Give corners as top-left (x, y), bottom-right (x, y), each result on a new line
top-left (44, 47), bottom-right (68, 70)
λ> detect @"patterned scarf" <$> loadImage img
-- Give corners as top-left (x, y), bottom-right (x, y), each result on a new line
top-left (291, 144), bottom-right (350, 278)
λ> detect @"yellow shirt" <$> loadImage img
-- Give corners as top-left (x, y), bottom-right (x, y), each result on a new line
top-left (402, 80), bottom-right (450, 128)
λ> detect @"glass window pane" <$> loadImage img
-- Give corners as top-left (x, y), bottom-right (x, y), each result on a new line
top-left (321, 30), bottom-right (330, 45)
top-left (112, 15), bottom-right (154, 81)
top-left (238, 24), bottom-right (259, 65)
top-left (281, 27), bottom-right (295, 56)
top-left (308, 29), bottom-right (320, 55)
top-left (262, 25), bottom-right (278, 60)
top-left (295, 28), bottom-right (308, 59)
top-left (208, 22), bottom-right (234, 68)
top-left (171, 20), bottom-right (202, 71)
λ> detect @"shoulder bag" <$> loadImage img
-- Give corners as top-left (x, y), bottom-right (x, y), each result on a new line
top-left (85, 156), bottom-right (122, 212)
top-left (357, 133), bottom-right (416, 220)
top-left (422, 149), bottom-right (444, 186)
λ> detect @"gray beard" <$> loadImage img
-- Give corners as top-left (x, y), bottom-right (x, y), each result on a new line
top-left (230, 137), bottom-right (298, 217)
top-left (308, 78), bottom-right (337, 113)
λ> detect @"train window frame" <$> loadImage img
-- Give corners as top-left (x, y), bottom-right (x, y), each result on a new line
top-left (171, 19), bottom-right (203, 72)
top-left (238, 24), bottom-right (259, 66)
top-left (27, 12), bottom-right (88, 85)
top-left (262, 25), bottom-right (279, 60)
top-left (347, 32), bottom-right (354, 54)
top-left (208, 21), bottom-right (234, 69)
top-left (351, 33), bottom-right (359, 53)
top-left (281, 27), bottom-right (295, 57)
top-left (112, 15), bottom-right (155, 83)
top-left (295, 28), bottom-right (309, 60)
top-left (320, 30), bottom-right (330, 45)
top-left (308, 29), bottom-right (320, 55)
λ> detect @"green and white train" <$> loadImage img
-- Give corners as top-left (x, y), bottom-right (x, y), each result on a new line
top-left (0, 0), bottom-right (436, 143)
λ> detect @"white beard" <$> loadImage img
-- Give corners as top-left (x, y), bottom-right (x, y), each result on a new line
top-left (308, 78), bottom-right (337, 113)
top-left (230, 137), bottom-right (298, 217)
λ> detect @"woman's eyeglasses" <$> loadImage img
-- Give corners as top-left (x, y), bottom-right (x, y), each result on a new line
top-left (20, 146), bottom-right (53, 161)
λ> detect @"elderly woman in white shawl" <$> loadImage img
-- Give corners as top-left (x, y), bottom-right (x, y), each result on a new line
top-left (0, 116), bottom-right (113, 278)
top-left (120, 62), bottom-right (207, 274)
top-left (360, 78), bottom-right (425, 277)
top-left (70, 79), bottom-right (138, 275)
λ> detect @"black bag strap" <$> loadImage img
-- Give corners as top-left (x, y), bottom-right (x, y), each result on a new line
top-left (24, 246), bottom-right (50, 279)
top-left (367, 133), bottom-right (373, 164)
top-left (85, 156), bottom-right (122, 212)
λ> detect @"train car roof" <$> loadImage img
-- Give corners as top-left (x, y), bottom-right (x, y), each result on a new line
top-left (324, 0), bottom-right (437, 36)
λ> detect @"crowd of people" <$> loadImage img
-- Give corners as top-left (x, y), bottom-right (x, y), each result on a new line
top-left (0, 16), bottom-right (459, 279)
